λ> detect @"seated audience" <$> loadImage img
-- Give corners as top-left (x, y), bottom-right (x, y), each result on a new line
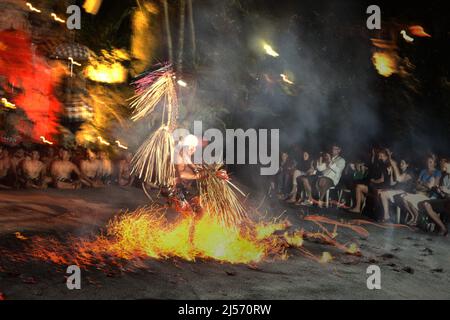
top-left (378, 156), bottom-right (414, 222)
top-left (21, 150), bottom-right (51, 189)
top-left (98, 150), bottom-right (113, 185)
top-left (118, 152), bottom-right (135, 187)
top-left (51, 149), bottom-right (87, 189)
top-left (0, 146), bottom-right (12, 189)
top-left (402, 156), bottom-right (441, 226)
top-left (349, 148), bottom-right (392, 214)
top-left (80, 149), bottom-right (103, 187)
top-left (286, 150), bottom-right (314, 204)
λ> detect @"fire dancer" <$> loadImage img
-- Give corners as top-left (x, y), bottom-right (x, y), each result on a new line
top-left (21, 150), bottom-right (51, 189)
top-left (170, 134), bottom-right (229, 242)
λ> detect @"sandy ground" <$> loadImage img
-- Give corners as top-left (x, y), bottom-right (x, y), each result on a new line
top-left (0, 186), bottom-right (449, 300)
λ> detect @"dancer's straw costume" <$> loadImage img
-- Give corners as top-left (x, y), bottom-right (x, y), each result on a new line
top-left (129, 64), bottom-right (248, 228)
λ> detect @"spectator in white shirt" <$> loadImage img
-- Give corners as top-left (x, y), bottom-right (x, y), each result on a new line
top-left (315, 144), bottom-right (346, 207)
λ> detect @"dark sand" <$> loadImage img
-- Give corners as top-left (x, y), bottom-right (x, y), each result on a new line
top-left (0, 186), bottom-right (449, 300)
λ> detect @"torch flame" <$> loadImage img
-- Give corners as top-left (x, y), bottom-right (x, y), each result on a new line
top-left (372, 52), bottom-right (397, 77)
top-left (409, 25), bottom-right (431, 38)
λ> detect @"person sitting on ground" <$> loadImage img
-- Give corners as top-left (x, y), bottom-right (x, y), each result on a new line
top-left (402, 156), bottom-right (442, 226)
top-left (21, 150), bottom-right (51, 189)
top-left (98, 150), bottom-right (113, 185)
top-left (349, 148), bottom-right (392, 214)
top-left (10, 148), bottom-right (26, 188)
top-left (420, 159), bottom-right (450, 235)
top-left (41, 147), bottom-right (56, 172)
top-left (378, 155), bottom-right (414, 222)
top-left (50, 149), bottom-right (89, 189)
top-left (80, 149), bottom-right (103, 188)
top-left (314, 144), bottom-right (346, 207)
top-left (118, 151), bottom-right (135, 187)
top-left (0, 146), bottom-right (12, 189)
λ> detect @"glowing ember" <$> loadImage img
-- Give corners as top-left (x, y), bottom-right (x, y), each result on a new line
top-left (262, 42), bottom-right (279, 57)
top-left (409, 25), bottom-right (431, 38)
top-left (15, 232), bottom-right (28, 241)
top-left (372, 52), bottom-right (397, 77)
top-left (319, 252), bottom-right (333, 264)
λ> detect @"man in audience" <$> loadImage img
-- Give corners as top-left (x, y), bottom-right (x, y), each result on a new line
top-left (50, 149), bottom-right (87, 189)
top-left (98, 150), bottom-right (113, 185)
top-left (21, 150), bottom-right (51, 189)
top-left (80, 149), bottom-right (103, 187)
top-left (315, 144), bottom-right (346, 207)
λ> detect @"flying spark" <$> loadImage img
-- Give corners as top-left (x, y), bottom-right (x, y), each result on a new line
top-left (68, 57), bottom-right (81, 66)
top-left (115, 140), bottom-right (128, 150)
top-left (177, 80), bottom-right (187, 87)
top-left (26, 2), bottom-right (41, 13)
top-left (262, 42), bottom-right (279, 57)
top-left (280, 74), bottom-right (294, 85)
top-left (98, 136), bottom-right (111, 146)
top-left (40, 136), bottom-right (54, 145)
top-left (1, 98), bottom-right (16, 109)
top-left (51, 13), bottom-right (65, 23)
top-left (400, 30), bottom-right (414, 43)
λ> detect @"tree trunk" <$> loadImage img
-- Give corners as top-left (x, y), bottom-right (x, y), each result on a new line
top-left (177, 0), bottom-right (186, 73)
top-left (187, 0), bottom-right (196, 67)
top-left (162, 0), bottom-right (173, 63)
